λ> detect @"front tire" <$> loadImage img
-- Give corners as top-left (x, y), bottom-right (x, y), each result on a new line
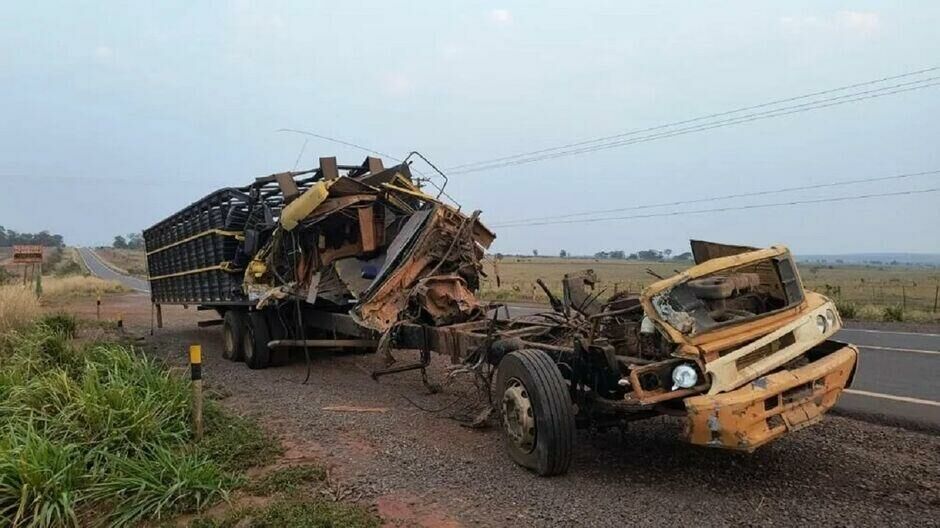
top-left (496, 349), bottom-right (575, 476)
top-left (222, 310), bottom-right (248, 362)
top-left (244, 311), bottom-right (271, 370)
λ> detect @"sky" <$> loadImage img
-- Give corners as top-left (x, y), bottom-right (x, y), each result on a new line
top-left (1, 1), bottom-right (938, 256)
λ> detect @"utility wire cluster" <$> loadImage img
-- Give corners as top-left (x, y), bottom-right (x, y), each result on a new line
top-left (491, 169), bottom-right (940, 228)
top-left (492, 186), bottom-right (940, 229)
top-left (445, 67), bottom-right (939, 175)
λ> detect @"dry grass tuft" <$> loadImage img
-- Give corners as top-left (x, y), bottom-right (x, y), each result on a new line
top-left (0, 285), bottom-right (42, 334)
top-left (40, 275), bottom-right (126, 300)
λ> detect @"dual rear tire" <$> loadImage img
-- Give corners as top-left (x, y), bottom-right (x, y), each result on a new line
top-left (222, 310), bottom-right (270, 369)
top-left (222, 310), bottom-right (248, 361)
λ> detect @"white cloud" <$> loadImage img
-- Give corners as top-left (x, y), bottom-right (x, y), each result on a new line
top-left (382, 72), bottom-right (413, 97)
top-left (836, 11), bottom-right (880, 34)
top-left (439, 44), bottom-right (460, 61)
top-left (779, 11), bottom-right (881, 36)
top-left (779, 15), bottom-right (823, 32)
top-left (489, 9), bottom-right (512, 25)
top-left (94, 45), bottom-right (114, 61)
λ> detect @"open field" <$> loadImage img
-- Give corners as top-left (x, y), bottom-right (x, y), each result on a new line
top-left (86, 249), bottom-right (940, 323)
top-left (94, 247), bottom-right (149, 278)
top-left (480, 256), bottom-right (940, 323)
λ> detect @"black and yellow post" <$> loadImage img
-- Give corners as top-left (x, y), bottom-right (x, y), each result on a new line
top-left (190, 345), bottom-right (204, 442)
top-left (96, 291), bottom-right (101, 320)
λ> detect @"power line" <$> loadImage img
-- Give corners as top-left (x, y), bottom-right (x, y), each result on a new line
top-left (276, 128), bottom-right (461, 204)
top-left (277, 128), bottom-right (400, 161)
top-left (491, 187), bottom-right (940, 228)
top-left (451, 77), bottom-right (940, 174)
top-left (445, 66), bottom-right (940, 171)
top-left (493, 169), bottom-right (940, 226)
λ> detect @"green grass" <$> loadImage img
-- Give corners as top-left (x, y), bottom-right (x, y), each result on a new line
top-left (199, 407), bottom-right (283, 473)
top-left (0, 315), bottom-right (277, 527)
top-left (187, 498), bottom-right (380, 528)
top-left (185, 464), bottom-right (379, 528)
top-left (246, 466), bottom-right (326, 496)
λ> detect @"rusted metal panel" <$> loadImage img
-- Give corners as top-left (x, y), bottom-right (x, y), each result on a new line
top-left (319, 156), bottom-right (339, 180)
top-left (411, 275), bottom-right (484, 326)
top-left (689, 239), bottom-right (757, 264)
top-left (366, 156), bottom-right (384, 174)
top-left (274, 172), bottom-right (301, 203)
top-left (357, 205), bottom-right (377, 252)
top-left (683, 343), bottom-right (857, 450)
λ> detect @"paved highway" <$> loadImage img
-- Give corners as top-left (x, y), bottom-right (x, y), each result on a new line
top-left (78, 256), bottom-right (938, 426)
top-left (78, 247), bottom-right (151, 293)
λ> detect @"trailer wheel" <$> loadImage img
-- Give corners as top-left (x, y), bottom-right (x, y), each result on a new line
top-left (243, 312), bottom-right (271, 370)
top-left (496, 349), bottom-right (575, 476)
top-left (222, 311), bottom-right (248, 362)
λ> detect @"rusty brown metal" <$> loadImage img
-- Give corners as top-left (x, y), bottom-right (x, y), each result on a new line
top-left (683, 343), bottom-right (857, 450)
top-left (411, 275), bottom-right (484, 326)
top-left (274, 172), bottom-right (301, 203)
top-left (319, 156), bottom-right (339, 180)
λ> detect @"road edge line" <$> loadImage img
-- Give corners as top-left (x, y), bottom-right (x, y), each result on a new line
top-left (844, 389), bottom-right (940, 407)
top-left (858, 345), bottom-right (940, 356)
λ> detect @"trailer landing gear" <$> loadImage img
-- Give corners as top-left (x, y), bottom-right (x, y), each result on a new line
top-left (496, 349), bottom-right (575, 476)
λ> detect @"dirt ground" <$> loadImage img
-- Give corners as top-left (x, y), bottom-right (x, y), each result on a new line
top-left (66, 293), bottom-right (940, 527)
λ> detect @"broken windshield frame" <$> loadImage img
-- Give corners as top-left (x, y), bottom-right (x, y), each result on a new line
top-left (651, 253), bottom-right (805, 337)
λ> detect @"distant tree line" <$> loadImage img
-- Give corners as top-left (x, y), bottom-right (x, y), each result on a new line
top-left (113, 233), bottom-right (145, 250)
top-left (494, 248), bottom-right (695, 261)
top-left (0, 226), bottom-right (64, 247)
top-left (592, 249), bottom-right (692, 261)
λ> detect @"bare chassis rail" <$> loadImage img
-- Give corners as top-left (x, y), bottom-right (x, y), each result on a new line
top-left (294, 307), bottom-right (652, 421)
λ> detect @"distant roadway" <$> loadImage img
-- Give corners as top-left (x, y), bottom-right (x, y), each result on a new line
top-left (78, 249), bottom-right (938, 426)
top-left (77, 247), bottom-right (150, 293)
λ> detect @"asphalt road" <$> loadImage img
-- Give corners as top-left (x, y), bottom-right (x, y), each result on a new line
top-left (78, 255), bottom-right (938, 426)
top-left (78, 247), bottom-right (151, 293)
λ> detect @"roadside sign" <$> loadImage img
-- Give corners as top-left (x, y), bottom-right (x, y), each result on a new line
top-left (12, 245), bottom-right (43, 264)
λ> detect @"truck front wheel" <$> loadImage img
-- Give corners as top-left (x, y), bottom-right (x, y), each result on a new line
top-left (222, 310), bottom-right (248, 362)
top-left (243, 311), bottom-right (271, 370)
top-left (496, 349), bottom-right (575, 476)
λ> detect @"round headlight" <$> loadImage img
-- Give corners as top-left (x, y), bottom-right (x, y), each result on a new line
top-left (671, 364), bottom-right (698, 390)
top-left (815, 314), bottom-right (828, 333)
top-left (825, 308), bottom-right (836, 325)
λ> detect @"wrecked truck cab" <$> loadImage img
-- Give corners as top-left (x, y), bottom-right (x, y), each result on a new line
top-left (632, 244), bottom-right (859, 450)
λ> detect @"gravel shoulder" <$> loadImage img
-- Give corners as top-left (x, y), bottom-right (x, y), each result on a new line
top-left (64, 296), bottom-right (940, 527)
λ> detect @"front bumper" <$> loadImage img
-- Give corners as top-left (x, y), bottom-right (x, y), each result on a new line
top-left (682, 342), bottom-right (858, 451)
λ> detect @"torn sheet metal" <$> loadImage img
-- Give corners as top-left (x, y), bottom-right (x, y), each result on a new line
top-left (243, 160), bottom-right (493, 331)
top-left (410, 274), bottom-right (484, 326)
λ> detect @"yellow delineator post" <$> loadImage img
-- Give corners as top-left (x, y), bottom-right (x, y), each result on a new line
top-left (190, 345), bottom-right (204, 442)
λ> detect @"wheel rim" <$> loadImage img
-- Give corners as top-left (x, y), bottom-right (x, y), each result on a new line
top-left (502, 377), bottom-right (536, 453)
top-left (223, 325), bottom-right (235, 356)
top-left (243, 330), bottom-right (253, 362)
